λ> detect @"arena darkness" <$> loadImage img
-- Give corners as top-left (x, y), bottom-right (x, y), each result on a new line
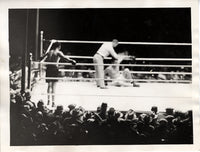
top-left (9, 8), bottom-right (191, 66)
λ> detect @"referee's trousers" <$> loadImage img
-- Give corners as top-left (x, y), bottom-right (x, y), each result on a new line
top-left (93, 53), bottom-right (105, 87)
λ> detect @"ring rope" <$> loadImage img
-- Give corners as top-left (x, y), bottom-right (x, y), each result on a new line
top-left (44, 39), bottom-right (191, 46)
top-left (40, 77), bottom-right (192, 83)
top-left (65, 55), bottom-right (192, 61)
top-left (58, 69), bottom-right (192, 75)
top-left (35, 93), bottom-right (191, 99)
top-left (40, 40), bottom-right (54, 62)
top-left (35, 61), bottom-right (192, 68)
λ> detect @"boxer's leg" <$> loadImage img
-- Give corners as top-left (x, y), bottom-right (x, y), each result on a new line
top-left (123, 68), bottom-right (140, 87)
top-left (47, 82), bottom-right (52, 105)
top-left (52, 82), bottom-right (57, 107)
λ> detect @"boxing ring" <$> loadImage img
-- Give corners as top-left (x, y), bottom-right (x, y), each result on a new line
top-left (31, 82), bottom-right (192, 112)
top-left (30, 32), bottom-right (192, 112)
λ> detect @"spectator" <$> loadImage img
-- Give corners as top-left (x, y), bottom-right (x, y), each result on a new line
top-left (10, 87), bottom-right (193, 145)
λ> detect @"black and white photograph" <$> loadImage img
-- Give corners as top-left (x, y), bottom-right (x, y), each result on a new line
top-left (1, 0), bottom-right (200, 151)
top-left (9, 8), bottom-right (194, 145)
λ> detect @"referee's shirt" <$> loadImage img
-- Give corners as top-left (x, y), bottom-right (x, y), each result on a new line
top-left (97, 42), bottom-right (118, 59)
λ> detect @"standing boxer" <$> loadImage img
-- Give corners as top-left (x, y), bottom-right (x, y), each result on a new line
top-left (42, 41), bottom-right (76, 107)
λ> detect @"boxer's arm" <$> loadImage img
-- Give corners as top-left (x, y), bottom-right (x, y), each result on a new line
top-left (118, 55), bottom-right (135, 63)
top-left (58, 51), bottom-right (76, 65)
top-left (117, 55), bottom-right (126, 64)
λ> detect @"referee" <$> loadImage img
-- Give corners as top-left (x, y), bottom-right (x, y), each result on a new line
top-left (93, 39), bottom-right (119, 89)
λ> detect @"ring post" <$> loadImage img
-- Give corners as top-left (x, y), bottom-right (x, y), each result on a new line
top-left (35, 9), bottom-right (39, 60)
top-left (27, 53), bottom-right (32, 89)
top-left (21, 10), bottom-right (29, 95)
top-left (40, 31), bottom-right (43, 58)
top-left (39, 31), bottom-right (43, 78)
top-left (21, 51), bottom-right (26, 95)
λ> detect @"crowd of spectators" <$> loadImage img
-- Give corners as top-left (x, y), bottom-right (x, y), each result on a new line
top-left (10, 90), bottom-right (193, 145)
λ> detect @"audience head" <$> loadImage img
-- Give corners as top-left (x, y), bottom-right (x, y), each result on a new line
top-left (15, 93), bottom-right (23, 105)
top-left (174, 110), bottom-right (185, 118)
top-left (84, 111), bottom-right (92, 118)
top-left (37, 100), bottom-right (44, 110)
top-left (115, 111), bottom-right (124, 120)
top-left (68, 104), bottom-right (76, 111)
top-left (38, 123), bottom-right (48, 133)
top-left (186, 110), bottom-right (192, 119)
top-left (165, 115), bottom-right (174, 121)
top-left (96, 106), bottom-right (101, 113)
top-left (55, 105), bottom-right (64, 115)
top-left (25, 101), bottom-right (35, 109)
top-left (108, 107), bottom-right (115, 117)
top-left (151, 106), bottom-right (158, 114)
top-left (25, 90), bottom-right (31, 100)
top-left (35, 111), bottom-right (43, 122)
top-left (166, 108), bottom-right (174, 115)
top-left (21, 104), bottom-right (31, 113)
top-left (71, 108), bottom-right (83, 119)
top-left (125, 109), bottom-right (137, 120)
top-left (159, 118), bottom-right (168, 127)
top-left (143, 114), bottom-right (152, 124)
top-left (100, 102), bottom-right (108, 113)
